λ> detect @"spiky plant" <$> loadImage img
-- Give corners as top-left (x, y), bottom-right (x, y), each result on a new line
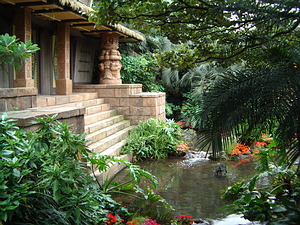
top-left (188, 46), bottom-right (300, 164)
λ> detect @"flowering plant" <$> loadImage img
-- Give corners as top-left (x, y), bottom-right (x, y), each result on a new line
top-left (172, 214), bottom-right (195, 225)
top-left (254, 141), bottom-right (268, 148)
top-left (228, 143), bottom-right (250, 155)
top-left (142, 218), bottom-right (160, 225)
top-left (127, 217), bottom-right (160, 225)
top-left (176, 121), bottom-right (194, 129)
top-left (104, 214), bottom-right (124, 225)
top-left (177, 142), bottom-right (191, 152)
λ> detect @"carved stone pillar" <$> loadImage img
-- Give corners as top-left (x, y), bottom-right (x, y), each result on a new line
top-left (99, 34), bottom-right (122, 84)
top-left (14, 7), bottom-right (34, 88)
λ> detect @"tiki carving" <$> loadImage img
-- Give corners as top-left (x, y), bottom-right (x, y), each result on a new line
top-left (99, 34), bottom-right (122, 84)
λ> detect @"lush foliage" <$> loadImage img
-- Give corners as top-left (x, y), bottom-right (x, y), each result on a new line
top-left (0, 114), bottom-right (127, 224)
top-left (0, 114), bottom-right (171, 224)
top-left (182, 46), bottom-right (300, 162)
top-left (92, 155), bottom-right (173, 211)
top-left (121, 119), bottom-right (182, 161)
top-left (0, 33), bottom-right (39, 71)
top-left (222, 142), bottom-right (300, 224)
top-left (120, 53), bottom-right (162, 92)
top-left (93, 0), bottom-right (299, 69)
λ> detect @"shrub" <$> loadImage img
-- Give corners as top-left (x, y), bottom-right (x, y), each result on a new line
top-left (121, 119), bottom-right (182, 161)
top-left (120, 53), bottom-right (163, 92)
top-left (0, 114), bottom-right (127, 224)
top-left (0, 114), bottom-right (173, 224)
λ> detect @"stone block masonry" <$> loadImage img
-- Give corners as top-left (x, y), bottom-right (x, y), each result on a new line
top-left (74, 84), bottom-right (166, 125)
top-left (0, 88), bottom-right (38, 111)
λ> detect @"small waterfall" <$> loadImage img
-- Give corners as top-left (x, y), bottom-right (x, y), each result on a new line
top-left (184, 150), bottom-right (210, 159)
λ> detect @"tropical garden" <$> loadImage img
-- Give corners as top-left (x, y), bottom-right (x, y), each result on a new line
top-left (1, 0), bottom-right (300, 224)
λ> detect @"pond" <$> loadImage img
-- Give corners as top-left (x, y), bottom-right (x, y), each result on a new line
top-left (118, 156), bottom-right (261, 224)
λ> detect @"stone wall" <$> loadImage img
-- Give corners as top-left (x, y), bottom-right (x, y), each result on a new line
top-left (1, 106), bottom-right (85, 134)
top-left (0, 88), bottom-right (38, 111)
top-left (74, 84), bottom-right (166, 125)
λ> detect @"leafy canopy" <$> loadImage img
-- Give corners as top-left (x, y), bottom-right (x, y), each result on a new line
top-left (92, 0), bottom-right (300, 68)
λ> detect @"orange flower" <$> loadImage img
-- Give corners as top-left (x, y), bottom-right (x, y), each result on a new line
top-left (228, 143), bottom-right (250, 155)
top-left (254, 141), bottom-right (268, 148)
top-left (177, 142), bottom-right (191, 152)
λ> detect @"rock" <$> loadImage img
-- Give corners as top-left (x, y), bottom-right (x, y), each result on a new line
top-left (193, 218), bottom-right (211, 224)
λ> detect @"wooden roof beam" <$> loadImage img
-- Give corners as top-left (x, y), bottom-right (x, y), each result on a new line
top-left (0, 0), bottom-right (46, 4)
top-left (32, 8), bottom-right (73, 14)
top-left (71, 23), bottom-right (95, 27)
top-left (13, 1), bottom-right (55, 7)
top-left (60, 19), bottom-right (87, 23)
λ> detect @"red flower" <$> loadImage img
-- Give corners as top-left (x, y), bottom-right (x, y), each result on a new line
top-left (104, 214), bottom-right (124, 224)
top-left (173, 214), bottom-right (195, 224)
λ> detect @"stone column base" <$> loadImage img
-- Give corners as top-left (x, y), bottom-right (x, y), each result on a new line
top-left (56, 79), bottom-right (73, 95)
top-left (100, 78), bottom-right (122, 85)
top-left (14, 79), bottom-right (34, 88)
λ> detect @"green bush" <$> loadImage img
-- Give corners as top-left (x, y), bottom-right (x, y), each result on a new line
top-left (120, 53), bottom-right (163, 92)
top-left (0, 33), bottom-right (39, 71)
top-left (0, 114), bottom-right (126, 224)
top-left (121, 118), bottom-right (182, 161)
top-left (0, 114), bottom-right (172, 224)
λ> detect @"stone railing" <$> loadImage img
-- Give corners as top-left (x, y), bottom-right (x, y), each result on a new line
top-left (74, 84), bottom-right (166, 125)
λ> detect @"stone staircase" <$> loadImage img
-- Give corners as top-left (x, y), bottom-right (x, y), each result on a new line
top-left (36, 92), bottom-right (134, 161)
top-left (2, 92), bottom-right (134, 180)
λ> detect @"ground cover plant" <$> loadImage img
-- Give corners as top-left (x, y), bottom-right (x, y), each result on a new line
top-left (0, 114), bottom-right (170, 224)
top-left (121, 118), bottom-right (183, 161)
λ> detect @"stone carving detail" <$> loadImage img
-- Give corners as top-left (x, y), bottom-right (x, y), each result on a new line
top-left (99, 34), bottom-right (122, 84)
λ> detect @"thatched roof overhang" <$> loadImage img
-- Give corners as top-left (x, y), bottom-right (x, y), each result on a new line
top-left (0, 0), bottom-right (145, 42)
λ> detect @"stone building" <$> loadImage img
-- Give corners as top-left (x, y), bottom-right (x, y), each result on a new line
top-left (0, 0), bottom-right (165, 170)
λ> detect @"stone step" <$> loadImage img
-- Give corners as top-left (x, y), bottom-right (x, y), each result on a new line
top-left (84, 115), bottom-right (125, 134)
top-left (88, 126), bottom-right (134, 154)
top-left (36, 92), bottom-right (99, 107)
top-left (86, 120), bottom-right (130, 144)
top-left (32, 98), bottom-right (106, 112)
top-left (84, 110), bottom-right (118, 125)
top-left (100, 139), bottom-right (127, 157)
top-left (70, 98), bottom-right (105, 108)
top-left (84, 103), bottom-right (111, 115)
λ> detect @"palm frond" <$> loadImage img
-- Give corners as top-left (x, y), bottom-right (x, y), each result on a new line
top-left (191, 54), bottom-right (300, 162)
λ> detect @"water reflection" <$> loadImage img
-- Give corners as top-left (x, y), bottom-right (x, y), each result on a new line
top-left (119, 157), bottom-right (257, 224)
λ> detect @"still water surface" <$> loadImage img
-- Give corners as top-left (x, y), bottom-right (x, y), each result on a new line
top-left (121, 157), bottom-right (259, 224)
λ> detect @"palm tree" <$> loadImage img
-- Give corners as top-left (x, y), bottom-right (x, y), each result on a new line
top-left (186, 46), bottom-right (300, 165)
